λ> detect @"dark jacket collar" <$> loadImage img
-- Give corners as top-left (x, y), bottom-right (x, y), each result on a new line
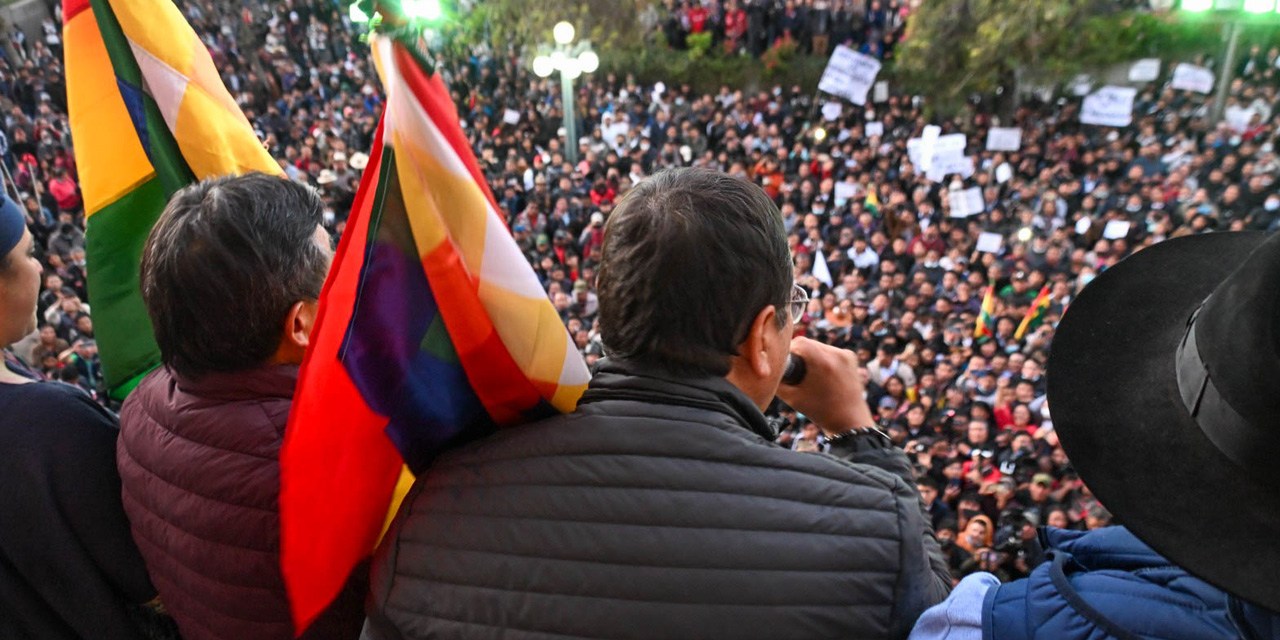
top-left (579, 358), bottom-right (776, 440)
top-left (170, 364), bottom-right (299, 402)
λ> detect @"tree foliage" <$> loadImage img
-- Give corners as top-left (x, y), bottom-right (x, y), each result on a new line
top-left (894, 1), bottom-right (1224, 115)
top-left (471, 0), bottom-right (656, 53)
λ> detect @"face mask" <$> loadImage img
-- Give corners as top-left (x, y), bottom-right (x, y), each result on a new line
top-left (1080, 272), bottom-right (1096, 287)
top-left (1267, 200), bottom-right (1280, 211)
top-left (813, 207), bottom-right (826, 216)
top-left (640, 143), bottom-right (650, 151)
top-left (1126, 203), bottom-right (1143, 213)
top-left (1095, 191), bottom-right (1109, 200)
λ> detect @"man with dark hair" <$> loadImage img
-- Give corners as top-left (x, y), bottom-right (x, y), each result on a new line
top-left (364, 168), bottom-right (950, 640)
top-left (116, 173), bottom-right (365, 640)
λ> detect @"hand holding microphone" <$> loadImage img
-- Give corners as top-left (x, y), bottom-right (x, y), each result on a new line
top-left (777, 337), bottom-right (876, 437)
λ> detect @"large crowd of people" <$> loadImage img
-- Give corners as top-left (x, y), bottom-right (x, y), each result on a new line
top-left (4, 0), bottom-right (1279, 590)
top-left (651, 0), bottom-right (912, 59)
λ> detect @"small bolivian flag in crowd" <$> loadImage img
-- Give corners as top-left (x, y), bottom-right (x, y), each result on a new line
top-left (1015, 284), bottom-right (1052, 340)
top-left (279, 34), bottom-right (591, 633)
top-left (64, 0), bottom-right (280, 398)
top-left (974, 280), bottom-right (996, 339)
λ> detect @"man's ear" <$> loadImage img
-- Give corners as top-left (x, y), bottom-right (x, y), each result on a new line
top-left (742, 304), bottom-right (782, 379)
top-left (274, 300), bottom-right (319, 365)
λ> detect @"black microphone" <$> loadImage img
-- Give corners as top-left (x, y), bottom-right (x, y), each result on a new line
top-left (781, 354), bottom-right (807, 386)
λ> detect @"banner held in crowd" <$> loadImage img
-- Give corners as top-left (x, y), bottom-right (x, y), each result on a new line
top-left (1129, 58), bottom-right (1161, 83)
top-left (1080, 86), bottom-right (1136, 128)
top-left (1171, 63), bottom-right (1214, 94)
top-left (279, 31), bottom-right (591, 632)
top-left (64, 0), bottom-right (281, 399)
top-left (948, 187), bottom-right (985, 218)
top-left (818, 45), bottom-right (881, 106)
top-left (986, 127), bottom-right (1022, 152)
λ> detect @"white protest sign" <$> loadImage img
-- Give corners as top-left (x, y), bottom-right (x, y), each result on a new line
top-left (986, 127), bottom-right (1022, 152)
top-left (1080, 86), bottom-right (1136, 128)
top-left (865, 122), bottom-right (884, 138)
top-left (873, 81), bottom-right (889, 103)
top-left (1129, 58), bottom-right (1161, 83)
top-left (995, 163), bottom-right (1013, 184)
top-left (1225, 105), bottom-right (1257, 133)
top-left (918, 125), bottom-right (941, 171)
top-left (822, 101), bottom-right (843, 121)
top-left (1171, 63), bottom-right (1214, 94)
top-left (976, 232), bottom-right (1004, 254)
top-left (818, 45), bottom-right (882, 106)
top-left (907, 132), bottom-right (965, 168)
top-left (1103, 220), bottom-right (1132, 240)
top-left (503, 108), bottom-right (521, 125)
top-left (834, 182), bottom-right (857, 205)
top-left (948, 187), bottom-right (985, 218)
top-left (927, 156), bottom-right (975, 182)
top-left (1071, 74), bottom-right (1093, 97)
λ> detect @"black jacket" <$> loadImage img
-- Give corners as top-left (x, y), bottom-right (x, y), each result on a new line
top-left (363, 360), bottom-right (952, 640)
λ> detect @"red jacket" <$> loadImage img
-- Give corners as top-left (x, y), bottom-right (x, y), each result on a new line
top-left (118, 365), bottom-right (365, 640)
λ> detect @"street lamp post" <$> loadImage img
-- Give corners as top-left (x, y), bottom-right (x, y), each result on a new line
top-left (1210, 19), bottom-right (1243, 123)
top-left (533, 22), bottom-right (598, 165)
top-left (1180, 0), bottom-right (1280, 123)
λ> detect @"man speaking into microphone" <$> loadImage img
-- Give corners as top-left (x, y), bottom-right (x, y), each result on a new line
top-left (364, 168), bottom-right (951, 640)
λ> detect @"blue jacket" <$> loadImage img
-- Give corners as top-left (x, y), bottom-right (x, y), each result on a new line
top-left (911, 526), bottom-right (1280, 640)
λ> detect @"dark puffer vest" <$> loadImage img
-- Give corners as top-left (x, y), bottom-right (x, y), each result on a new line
top-left (363, 360), bottom-right (951, 640)
top-left (118, 365), bottom-right (365, 640)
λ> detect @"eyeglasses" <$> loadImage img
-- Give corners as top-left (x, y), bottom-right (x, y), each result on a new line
top-left (789, 283), bottom-right (810, 324)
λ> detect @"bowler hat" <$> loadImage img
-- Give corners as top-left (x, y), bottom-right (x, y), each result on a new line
top-left (1048, 230), bottom-right (1280, 612)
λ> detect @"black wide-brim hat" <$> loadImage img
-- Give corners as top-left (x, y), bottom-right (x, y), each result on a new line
top-left (1048, 230), bottom-right (1280, 613)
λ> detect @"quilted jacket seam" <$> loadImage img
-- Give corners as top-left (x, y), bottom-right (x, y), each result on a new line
top-left (426, 450), bottom-right (896, 494)
top-left (119, 435), bottom-right (278, 515)
top-left (398, 510), bottom-right (902, 542)
top-left (389, 573), bottom-right (896, 607)
top-left (134, 393), bottom-right (280, 463)
top-left (391, 540), bottom-right (902, 573)
top-left (413, 480), bottom-right (895, 514)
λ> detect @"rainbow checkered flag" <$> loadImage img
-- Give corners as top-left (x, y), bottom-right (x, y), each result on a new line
top-left (279, 34), bottom-right (591, 632)
top-left (974, 280), bottom-right (996, 339)
top-left (64, 0), bottom-right (281, 398)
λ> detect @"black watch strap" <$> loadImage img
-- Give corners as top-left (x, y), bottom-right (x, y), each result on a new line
top-left (825, 426), bottom-right (892, 453)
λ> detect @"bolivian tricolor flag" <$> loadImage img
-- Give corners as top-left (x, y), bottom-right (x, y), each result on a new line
top-left (279, 34), bottom-right (591, 632)
top-left (974, 281), bottom-right (996, 339)
top-left (65, 0), bottom-right (280, 398)
top-left (865, 187), bottom-right (881, 216)
top-left (1014, 285), bottom-right (1052, 340)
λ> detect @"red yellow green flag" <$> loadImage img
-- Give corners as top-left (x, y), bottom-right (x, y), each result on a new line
top-left (1015, 285), bottom-right (1052, 340)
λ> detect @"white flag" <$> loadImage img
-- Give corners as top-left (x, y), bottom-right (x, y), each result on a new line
top-left (811, 248), bottom-right (833, 287)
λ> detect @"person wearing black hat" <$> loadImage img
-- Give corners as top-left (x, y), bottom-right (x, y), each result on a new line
top-left (0, 194), bottom-right (169, 639)
top-left (909, 231), bottom-right (1280, 639)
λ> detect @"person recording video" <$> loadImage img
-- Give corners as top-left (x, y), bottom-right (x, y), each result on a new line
top-left (364, 167), bottom-right (950, 640)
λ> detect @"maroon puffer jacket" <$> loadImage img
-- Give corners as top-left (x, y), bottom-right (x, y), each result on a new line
top-left (118, 364), bottom-right (365, 640)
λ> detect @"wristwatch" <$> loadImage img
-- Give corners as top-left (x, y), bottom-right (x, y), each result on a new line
top-left (825, 426), bottom-right (892, 453)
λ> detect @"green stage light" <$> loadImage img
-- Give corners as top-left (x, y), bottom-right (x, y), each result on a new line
top-left (1245, 0), bottom-right (1275, 12)
top-left (1180, 0), bottom-right (1213, 10)
top-left (349, 2), bottom-right (370, 22)
top-left (403, 0), bottom-right (442, 21)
